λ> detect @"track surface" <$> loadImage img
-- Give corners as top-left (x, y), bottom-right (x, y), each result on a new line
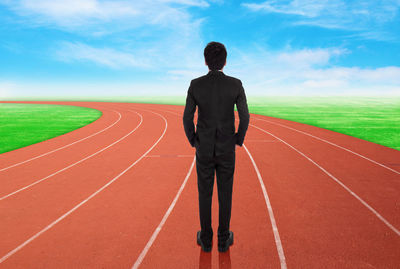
top-left (0, 101), bottom-right (399, 269)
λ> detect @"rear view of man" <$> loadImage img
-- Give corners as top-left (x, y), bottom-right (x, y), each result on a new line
top-left (183, 41), bottom-right (250, 252)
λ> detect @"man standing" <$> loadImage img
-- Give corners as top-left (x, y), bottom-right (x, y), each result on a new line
top-left (183, 41), bottom-right (250, 252)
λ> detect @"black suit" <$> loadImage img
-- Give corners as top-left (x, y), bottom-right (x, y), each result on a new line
top-left (183, 70), bottom-right (250, 243)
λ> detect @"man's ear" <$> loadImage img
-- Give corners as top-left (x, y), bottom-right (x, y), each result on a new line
top-left (205, 60), bottom-right (208, 66)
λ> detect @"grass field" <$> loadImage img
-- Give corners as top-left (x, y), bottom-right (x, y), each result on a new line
top-left (1, 96), bottom-right (399, 153)
top-left (0, 104), bottom-right (101, 154)
top-left (247, 96), bottom-right (400, 151)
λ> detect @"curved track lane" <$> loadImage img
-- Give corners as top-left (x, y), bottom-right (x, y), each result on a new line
top-left (0, 101), bottom-right (399, 268)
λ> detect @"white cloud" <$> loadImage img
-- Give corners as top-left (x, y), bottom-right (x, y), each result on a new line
top-left (222, 46), bottom-right (400, 96)
top-left (2, 56), bottom-right (400, 97)
top-left (3, 0), bottom-right (136, 29)
top-left (2, 0), bottom-right (210, 30)
top-left (159, 0), bottom-right (209, 7)
top-left (276, 48), bottom-right (346, 67)
top-left (242, 0), bottom-right (340, 18)
top-left (2, 0), bottom-right (209, 73)
top-left (20, 0), bottom-right (137, 19)
top-left (2, 1), bottom-right (399, 97)
top-left (135, 45), bottom-right (400, 96)
top-left (242, 0), bottom-right (400, 33)
top-left (54, 38), bottom-right (207, 72)
top-left (55, 42), bottom-right (151, 69)
top-left (304, 66), bottom-right (400, 84)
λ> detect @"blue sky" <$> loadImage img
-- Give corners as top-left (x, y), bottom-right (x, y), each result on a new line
top-left (0, 0), bottom-right (400, 97)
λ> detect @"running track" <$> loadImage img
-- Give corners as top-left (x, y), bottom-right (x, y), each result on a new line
top-left (0, 101), bottom-right (399, 269)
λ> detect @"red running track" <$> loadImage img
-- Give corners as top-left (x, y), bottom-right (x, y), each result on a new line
top-left (0, 101), bottom-right (399, 269)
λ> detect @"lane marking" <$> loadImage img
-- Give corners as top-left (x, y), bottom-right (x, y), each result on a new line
top-left (132, 157), bottom-right (196, 269)
top-left (253, 117), bottom-right (400, 175)
top-left (0, 109), bottom-right (168, 264)
top-left (149, 107), bottom-right (287, 268)
top-left (250, 123), bottom-right (400, 237)
top-left (0, 108), bottom-right (121, 172)
top-left (145, 155), bottom-right (194, 158)
top-left (245, 139), bottom-right (279, 142)
top-left (0, 110), bottom-right (142, 201)
top-left (243, 144), bottom-right (287, 269)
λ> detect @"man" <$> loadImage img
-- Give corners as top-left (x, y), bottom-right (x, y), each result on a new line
top-left (183, 41), bottom-right (250, 252)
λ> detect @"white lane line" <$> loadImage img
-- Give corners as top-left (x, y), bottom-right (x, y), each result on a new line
top-left (151, 108), bottom-right (180, 116)
top-left (250, 123), bottom-right (400, 237)
top-left (132, 157), bottom-right (196, 269)
top-left (245, 139), bottom-right (279, 142)
top-left (145, 155), bottom-right (194, 158)
top-left (0, 109), bottom-right (121, 172)
top-left (253, 117), bottom-right (400, 175)
top-left (0, 110), bottom-right (142, 201)
top-left (243, 144), bottom-right (287, 269)
top-left (0, 109), bottom-right (168, 264)
top-left (143, 107), bottom-right (286, 267)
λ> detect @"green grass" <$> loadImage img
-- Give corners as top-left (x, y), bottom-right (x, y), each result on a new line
top-left (246, 96), bottom-right (400, 151)
top-left (0, 104), bottom-right (101, 154)
top-left (2, 95), bottom-right (399, 153)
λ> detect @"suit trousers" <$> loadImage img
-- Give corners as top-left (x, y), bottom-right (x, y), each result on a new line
top-left (196, 149), bottom-right (235, 243)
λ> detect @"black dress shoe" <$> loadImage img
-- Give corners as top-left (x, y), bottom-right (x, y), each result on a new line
top-left (218, 231), bottom-right (233, 252)
top-left (197, 231), bottom-right (212, 252)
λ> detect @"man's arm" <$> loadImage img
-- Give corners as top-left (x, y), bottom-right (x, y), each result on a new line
top-left (183, 81), bottom-right (197, 147)
top-left (235, 80), bottom-right (250, 146)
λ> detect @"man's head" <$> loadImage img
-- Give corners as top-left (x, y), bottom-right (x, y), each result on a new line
top-left (204, 41), bottom-right (227, 71)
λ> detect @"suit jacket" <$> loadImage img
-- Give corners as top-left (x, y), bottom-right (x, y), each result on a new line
top-left (183, 70), bottom-right (250, 157)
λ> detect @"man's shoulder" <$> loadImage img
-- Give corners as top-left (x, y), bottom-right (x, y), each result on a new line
top-left (190, 75), bottom-right (207, 85)
top-left (223, 74), bottom-right (242, 85)
top-left (190, 73), bottom-right (242, 85)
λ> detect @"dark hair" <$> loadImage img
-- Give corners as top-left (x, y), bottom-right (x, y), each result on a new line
top-left (204, 41), bottom-right (227, 71)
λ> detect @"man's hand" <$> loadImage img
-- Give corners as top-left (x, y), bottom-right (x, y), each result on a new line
top-left (183, 81), bottom-right (197, 147)
top-left (235, 80), bottom-right (250, 147)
